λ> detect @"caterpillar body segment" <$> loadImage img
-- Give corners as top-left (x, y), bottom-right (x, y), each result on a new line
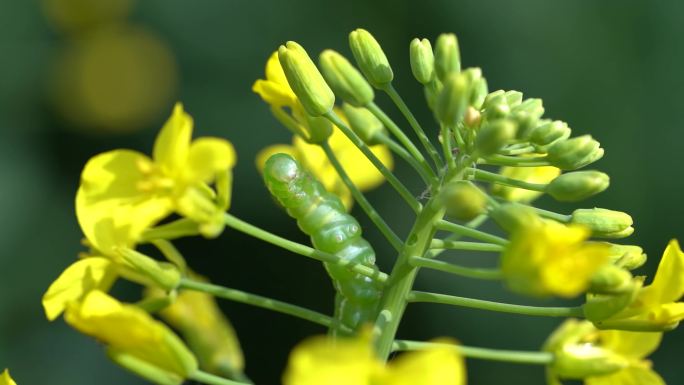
top-left (263, 153), bottom-right (382, 333)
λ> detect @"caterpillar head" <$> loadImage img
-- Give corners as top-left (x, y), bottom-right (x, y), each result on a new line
top-left (264, 153), bottom-right (301, 183)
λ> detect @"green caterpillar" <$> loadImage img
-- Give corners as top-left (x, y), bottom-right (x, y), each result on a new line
top-left (262, 153), bottom-right (381, 334)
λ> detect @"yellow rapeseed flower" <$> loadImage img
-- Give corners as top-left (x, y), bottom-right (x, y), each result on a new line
top-left (77, 103), bottom-right (236, 240)
top-left (585, 329), bottom-right (665, 385)
top-left (282, 334), bottom-right (464, 385)
top-left (544, 319), bottom-right (664, 385)
top-left (501, 218), bottom-right (609, 298)
top-left (492, 165), bottom-right (560, 203)
top-left (65, 290), bottom-right (197, 385)
top-left (252, 52), bottom-right (298, 108)
top-left (0, 369), bottom-right (17, 385)
top-left (595, 239), bottom-right (684, 331)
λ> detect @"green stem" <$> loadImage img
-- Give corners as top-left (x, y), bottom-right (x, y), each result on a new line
top-left (410, 256), bottom-right (502, 280)
top-left (391, 340), bottom-right (553, 365)
top-left (189, 370), bottom-right (252, 385)
top-left (482, 154), bottom-right (550, 167)
top-left (374, 196), bottom-right (446, 359)
top-left (426, 215), bottom-right (489, 259)
top-left (375, 133), bottom-right (435, 186)
top-left (366, 102), bottom-right (437, 182)
top-left (499, 145), bottom-right (536, 156)
top-left (321, 141), bottom-right (403, 251)
top-left (470, 168), bottom-right (547, 192)
top-left (223, 214), bottom-right (388, 283)
top-left (179, 279), bottom-right (351, 333)
top-left (429, 239), bottom-right (503, 252)
top-left (441, 124), bottom-right (456, 170)
top-left (529, 205), bottom-right (572, 222)
top-left (325, 111), bottom-right (422, 213)
top-left (384, 84), bottom-right (444, 169)
top-left (436, 220), bottom-right (508, 246)
top-left (270, 106), bottom-right (308, 139)
top-left (407, 291), bottom-right (584, 317)
top-left (151, 239), bottom-right (187, 273)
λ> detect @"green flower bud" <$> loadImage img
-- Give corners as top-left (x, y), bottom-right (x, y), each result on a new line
top-left (583, 279), bottom-right (642, 322)
top-left (349, 28), bottom-right (393, 88)
top-left (278, 41), bottom-right (335, 116)
top-left (510, 99), bottom-right (544, 139)
top-left (461, 68), bottom-right (487, 109)
top-left (434, 73), bottom-right (469, 126)
top-left (441, 181), bottom-right (487, 221)
top-left (319, 49), bottom-right (374, 107)
top-left (483, 90), bottom-right (505, 108)
top-left (475, 119), bottom-right (517, 156)
top-left (409, 38), bottom-right (434, 84)
top-left (570, 208), bottom-right (634, 238)
top-left (490, 203), bottom-right (540, 233)
top-left (302, 113), bottom-right (333, 144)
top-left (552, 344), bottom-right (629, 379)
top-left (547, 135), bottom-right (604, 170)
top-left (504, 90), bottom-right (523, 107)
top-left (589, 265), bottom-right (634, 295)
top-left (604, 243), bottom-right (647, 270)
top-left (530, 120), bottom-right (571, 146)
top-left (434, 33), bottom-right (461, 82)
top-left (341, 103), bottom-right (385, 145)
top-left (546, 171), bottom-right (610, 202)
top-left (512, 98), bottom-right (544, 118)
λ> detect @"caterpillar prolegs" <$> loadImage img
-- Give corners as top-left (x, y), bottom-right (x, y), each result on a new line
top-left (262, 153), bottom-right (382, 334)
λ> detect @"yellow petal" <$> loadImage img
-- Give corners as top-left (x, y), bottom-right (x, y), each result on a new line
top-left (282, 335), bottom-right (380, 385)
top-left (185, 137), bottom-right (236, 183)
top-left (76, 149), bottom-right (173, 253)
top-left (639, 239), bottom-right (684, 306)
top-left (153, 103), bottom-right (193, 173)
top-left (597, 329), bottom-right (662, 359)
top-left (586, 366), bottom-right (665, 385)
top-left (0, 369), bottom-right (17, 385)
top-left (382, 343), bottom-right (465, 385)
top-left (492, 166), bottom-right (560, 203)
top-left (255, 144), bottom-right (296, 173)
top-left (65, 290), bottom-right (197, 377)
top-left (42, 257), bottom-right (117, 321)
top-left (252, 52), bottom-right (297, 107)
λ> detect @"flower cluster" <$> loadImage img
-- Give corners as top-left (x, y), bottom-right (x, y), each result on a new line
top-left (17, 25), bottom-right (680, 385)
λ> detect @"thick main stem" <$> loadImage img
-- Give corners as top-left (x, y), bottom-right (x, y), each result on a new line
top-left (373, 196), bottom-right (446, 359)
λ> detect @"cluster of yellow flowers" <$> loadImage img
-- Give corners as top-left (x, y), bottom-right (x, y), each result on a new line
top-left (6, 26), bottom-right (681, 385)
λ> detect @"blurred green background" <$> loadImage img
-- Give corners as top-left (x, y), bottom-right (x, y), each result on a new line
top-left (1, 0), bottom-right (682, 384)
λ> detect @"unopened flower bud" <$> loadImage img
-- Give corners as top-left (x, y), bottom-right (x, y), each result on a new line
top-left (504, 90), bottom-right (523, 107)
top-left (490, 203), bottom-right (540, 233)
top-left (278, 42), bottom-right (335, 116)
top-left (434, 33), bottom-right (461, 82)
top-left (546, 171), bottom-right (610, 202)
top-left (341, 103), bottom-right (385, 145)
top-left (512, 98), bottom-right (544, 119)
top-left (319, 50), bottom-right (374, 107)
top-left (474, 119), bottom-right (517, 155)
top-left (442, 181), bottom-right (487, 221)
top-left (604, 243), bottom-right (647, 270)
top-left (302, 113), bottom-right (333, 144)
top-left (349, 28), bottom-right (393, 88)
top-left (409, 38), bottom-right (434, 84)
top-left (589, 265), bottom-right (634, 294)
top-left (435, 73), bottom-right (469, 126)
top-left (570, 208), bottom-right (634, 238)
top-left (547, 135), bottom-right (604, 170)
top-left (461, 68), bottom-right (487, 109)
top-left (530, 120), bottom-right (571, 146)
